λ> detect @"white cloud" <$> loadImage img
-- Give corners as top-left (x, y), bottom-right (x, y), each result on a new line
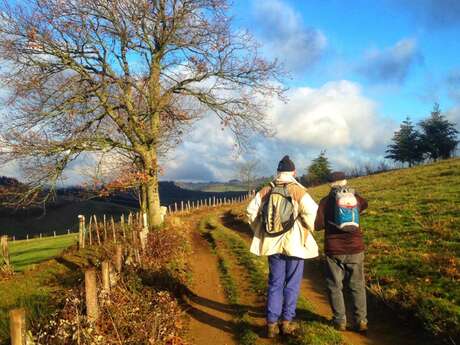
top-left (446, 106), bottom-right (460, 131)
top-left (357, 38), bottom-right (422, 84)
top-left (252, 0), bottom-right (327, 73)
top-left (161, 115), bottom-right (239, 182)
top-left (0, 160), bottom-right (20, 178)
top-left (268, 80), bottom-right (394, 151)
top-left (162, 80), bottom-right (396, 181)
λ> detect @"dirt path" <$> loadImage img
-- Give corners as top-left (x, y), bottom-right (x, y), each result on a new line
top-left (301, 261), bottom-right (422, 345)
top-left (218, 209), bottom-right (431, 345)
top-left (186, 228), bottom-right (237, 345)
top-left (214, 230), bottom-right (276, 345)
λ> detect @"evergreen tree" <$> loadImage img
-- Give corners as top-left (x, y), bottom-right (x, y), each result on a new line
top-left (385, 117), bottom-right (423, 166)
top-left (419, 104), bottom-right (459, 161)
top-left (303, 151), bottom-right (332, 186)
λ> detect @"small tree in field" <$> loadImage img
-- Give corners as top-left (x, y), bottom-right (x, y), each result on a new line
top-left (385, 117), bottom-right (423, 167)
top-left (0, 0), bottom-right (283, 229)
top-left (418, 104), bottom-right (459, 161)
top-left (302, 151), bottom-right (331, 186)
top-left (238, 159), bottom-right (262, 192)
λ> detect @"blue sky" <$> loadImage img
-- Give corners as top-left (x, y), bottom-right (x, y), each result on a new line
top-left (232, 0), bottom-right (460, 119)
top-left (161, 0), bottom-right (460, 182)
top-left (1, 0), bottom-right (460, 184)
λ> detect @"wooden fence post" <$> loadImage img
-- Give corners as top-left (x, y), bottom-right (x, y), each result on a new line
top-left (181, 201), bottom-right (184, 212)
top-left (175, 202), bottom-right (178, 213)
top-left (121, 215), bottom-right (126, 239)
top-left (102, 261), bottom-right (111, 293)
top-left (128, 213), bottom-right (132, 227)
top-left (111, 217), bottom-right (117, 243)
top-left (85, 269), bottom-right (99, 322)
top-left (1, 235), bottom-right (10, 266)
top-left (88, 216), bottom-right (93, 246)
top-left (132, 230), bottom-right (141, 264)
top-left (115, 244), bottom-right (123, 273)
top-left (78, 215), bottom-right (85, 249)
top-left (103, 215), bottom-right (107, 242)
top-left (9, 308), bottom-right (26, 345)
top-left (93, 215), bottom-right (101, 245)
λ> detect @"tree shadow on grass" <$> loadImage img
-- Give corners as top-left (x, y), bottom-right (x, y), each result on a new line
top-left (220, 211), bottom-right (253, 239)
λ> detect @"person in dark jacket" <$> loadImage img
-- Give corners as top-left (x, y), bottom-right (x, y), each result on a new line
top-left (314, 171), bottom-right (368, 332)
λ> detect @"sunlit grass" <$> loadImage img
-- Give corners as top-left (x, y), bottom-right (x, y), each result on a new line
top-left (9, 234), bottom-right (78, 271)
top-left (307, 158), bottom-right (460, 340)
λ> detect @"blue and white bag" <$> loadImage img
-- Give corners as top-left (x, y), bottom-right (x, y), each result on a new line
top-left (329, 187), bottom-right (359, 232)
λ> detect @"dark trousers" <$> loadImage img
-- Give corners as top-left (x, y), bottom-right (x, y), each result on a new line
top-left (325, 252), bottom-right (367, 325)
top-left (266, 254), bottom-right (304, 323)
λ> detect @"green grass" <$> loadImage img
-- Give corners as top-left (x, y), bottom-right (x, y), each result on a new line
top-left (0, 247), bottom-right (100, 345)
top-left (307, 158), bottom-right (460, 341)
top-left (8, 234), bottom-right (78, 271)
top-left (201, 215), bottom-right (347, 345)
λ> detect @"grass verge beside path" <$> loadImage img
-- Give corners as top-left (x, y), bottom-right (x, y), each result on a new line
top-left (200, 213), bottom-right (347, 345)
top-left (0, 247), bottom-right (100, 344)
top-left (199, 215), bottom-right (259, 345)
top-left (9, 234), bottom-right (78, 271)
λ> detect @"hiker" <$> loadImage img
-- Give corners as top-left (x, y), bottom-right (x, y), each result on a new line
top-left (246, 155), bottom-right (319, 338)
top-left (314, 171), bottom-right (368, 332)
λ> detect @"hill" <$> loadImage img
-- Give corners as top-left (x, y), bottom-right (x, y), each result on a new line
top-left (0, 181), bottom-right (248, 238)
top-left (307, 158), bottom-right (460, 341)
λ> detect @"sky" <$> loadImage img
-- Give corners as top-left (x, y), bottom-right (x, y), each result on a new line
top-left (161, 0), bottom-right (460, 182)
top-left (1, 0), bottom-right (460, 184)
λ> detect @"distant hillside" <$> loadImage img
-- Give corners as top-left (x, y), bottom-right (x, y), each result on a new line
top-left (175, 181), bottom-right (247, 192)
top-left (0, 200), bottom-right (136, 239)
top-left (176, 177), bottom-right (270, 192)
top-left (0, 181), bottom-right (248, 238)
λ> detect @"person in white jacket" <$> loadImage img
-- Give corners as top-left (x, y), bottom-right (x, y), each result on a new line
top-left (246, 155), bottom-right (318, 338)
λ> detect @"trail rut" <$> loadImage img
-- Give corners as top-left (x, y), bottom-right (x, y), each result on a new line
top-left (186, 228), bottom-right (236, 345)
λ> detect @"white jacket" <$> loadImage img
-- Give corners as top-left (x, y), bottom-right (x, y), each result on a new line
top-left (246, 173), bottom-right (319, 259)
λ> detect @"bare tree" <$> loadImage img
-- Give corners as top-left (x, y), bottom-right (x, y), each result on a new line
top-left (238, 159), bottom-right (262, 192)
top-left (0, 0), bottom-right (283, 229)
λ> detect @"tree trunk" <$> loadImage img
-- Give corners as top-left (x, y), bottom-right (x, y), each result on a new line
top-left (139, 184), bottom-right (148, 216)
top-left (143, 150), bottom-right (162, 230)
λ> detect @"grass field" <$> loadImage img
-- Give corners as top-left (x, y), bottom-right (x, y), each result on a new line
top-left (8, 234), bottom-right (78, 271)
top-left (307, 158), bottom-right (460, 341)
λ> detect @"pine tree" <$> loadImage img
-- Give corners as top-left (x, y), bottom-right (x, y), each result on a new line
top-left (419, 103), bottom-right (459, 161)
top-left (303, 151), bottom-right (332, 185)
top-left (385, 117), bottom-right (423, 166)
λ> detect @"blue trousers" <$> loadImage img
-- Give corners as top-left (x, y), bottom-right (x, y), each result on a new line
top-left (267, 254), bottom-right (304, 323)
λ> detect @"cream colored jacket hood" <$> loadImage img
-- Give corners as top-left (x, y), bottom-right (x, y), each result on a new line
top-left (246, 173), bottom-right (319, 259)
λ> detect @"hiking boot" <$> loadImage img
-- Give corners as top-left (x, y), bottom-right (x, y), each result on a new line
top-left (267, 323), bottom-right (280, 338)
top-left (355, 320), bottom-right (368, 332)
top-left (281, 320), bottom-right (299, 335)
top-left (333, 321), bottom-right (347, 331)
